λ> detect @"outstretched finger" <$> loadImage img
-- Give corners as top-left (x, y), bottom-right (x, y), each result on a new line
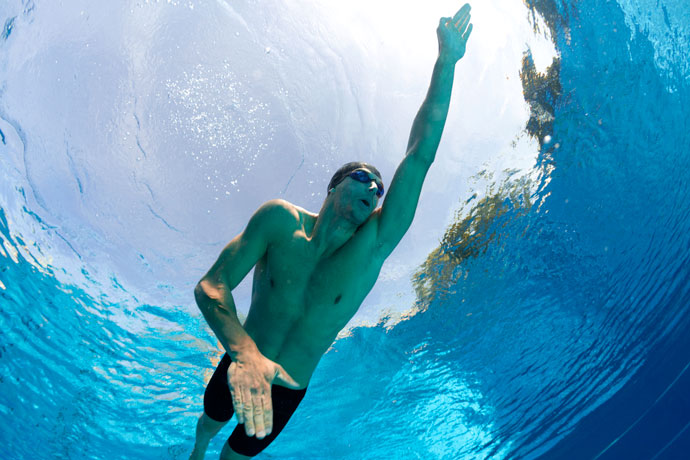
top-left (463, 23), bottom-right (474, 42)
top-left (452, 3), bottom-right (471, 24)
top-left (274, 365), bottom-right (301, 389)
top-left (456, 12), bottom-right (471, 34)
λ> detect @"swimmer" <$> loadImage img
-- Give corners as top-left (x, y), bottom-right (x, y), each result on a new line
top-left (190, 5), bottom-right (473, 459)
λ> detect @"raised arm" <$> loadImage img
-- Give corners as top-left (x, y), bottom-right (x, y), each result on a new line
top-left (376, 4), bottom-right (473, 255)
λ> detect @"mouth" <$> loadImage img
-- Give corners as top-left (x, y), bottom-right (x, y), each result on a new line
top-left (360, 199), bottom-right (370, 208)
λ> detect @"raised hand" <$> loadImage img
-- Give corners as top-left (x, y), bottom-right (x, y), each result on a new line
top-left (227, 351), bottom-right (301, 439)
top-left (437, 3), bottom-right (473, 63)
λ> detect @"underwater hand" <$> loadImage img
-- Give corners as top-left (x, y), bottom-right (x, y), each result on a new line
top-left (227, 351), bottom-right (300, 439)
top-left (437, 3), bottom-right (473, 63)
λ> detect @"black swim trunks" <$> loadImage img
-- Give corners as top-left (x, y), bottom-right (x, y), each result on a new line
top-left (203, 354), bottom-right (308, 457)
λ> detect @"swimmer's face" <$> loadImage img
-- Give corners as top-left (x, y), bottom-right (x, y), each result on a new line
top-left (333, 168), bottom-right (383, 222)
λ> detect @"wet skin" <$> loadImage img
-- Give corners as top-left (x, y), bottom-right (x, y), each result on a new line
top-left (193, 3), bottom-right (473, 447)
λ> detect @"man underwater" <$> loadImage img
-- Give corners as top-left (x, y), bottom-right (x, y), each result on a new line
top-left (190, 4), bottom-right (473, 459)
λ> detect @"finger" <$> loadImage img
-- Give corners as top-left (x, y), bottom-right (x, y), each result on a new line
top-left (456, 13), bottom-right (471, 34)
top-left (263, 391), bottom-right (273, 436)
top-left (274, 366), bottom-right (301, 389)
top-left (242, 387), bottom-right (255, 436)
top-left (463, 23), bottom-right (474, 42)
top-left (440, 16), bottom-right (451, 28)
top-left (452, 4), bottom-right (471, 24)
top-left (252, 392), bottom-right (266, 439)
top-left (229, 386), bottom-right (244, 424)
top-left (228, 364), bottom-right (244, 424)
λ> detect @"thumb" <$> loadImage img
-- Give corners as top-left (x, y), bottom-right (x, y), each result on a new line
top-left (439, 17), bottom-right (451, 27)
top-left (273, 365), bottom-right (301, 389)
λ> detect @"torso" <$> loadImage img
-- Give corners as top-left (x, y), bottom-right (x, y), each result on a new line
top-left (241, 203), bottom-right (385, 389)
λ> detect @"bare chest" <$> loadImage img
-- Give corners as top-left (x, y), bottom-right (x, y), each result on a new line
top-left (240, 216), bottom-right (386, 384)
top-left (248, 225), bottom-right (383, 331)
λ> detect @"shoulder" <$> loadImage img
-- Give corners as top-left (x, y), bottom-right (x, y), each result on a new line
top-left (248, 199), bottom-right (301, 236)
top-left (254, 199), bottom-right (300, 219)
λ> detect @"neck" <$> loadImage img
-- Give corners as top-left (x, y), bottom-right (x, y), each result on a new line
top-left (309, 198), bottom-right (359, 258)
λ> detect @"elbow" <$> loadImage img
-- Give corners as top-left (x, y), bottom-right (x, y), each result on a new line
top-left (194, 282), bottom-right (206, 303)
top-left (193, 283), bottom-right (210, 313)
top-left (407, 148), bottom-right (435, 169)
top-left (194, 278), bottom-right (217, 305)
top-left (407, 140), bottom-right (436, 165)
top-left (194, 278), bottom-right (225, 304)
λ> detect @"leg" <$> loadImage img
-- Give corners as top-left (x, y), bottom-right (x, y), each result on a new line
top-left (189, 412), bottom-right (228, 460)
top-left (219, 442), bottom-right (253, 460)
top-left (191, 355), bottom-right (236, 460)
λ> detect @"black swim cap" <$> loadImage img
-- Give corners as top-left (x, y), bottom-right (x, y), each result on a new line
top-left (327, 162), bottom-right (382, 193)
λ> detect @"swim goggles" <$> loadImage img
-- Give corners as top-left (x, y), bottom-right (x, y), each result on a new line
top-left (349, 170), bottom-right (385, 197)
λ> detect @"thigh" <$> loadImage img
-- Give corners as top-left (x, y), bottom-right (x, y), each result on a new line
top-left (203, 354), bottom-right (234, 422)
top-left (227, 384), bottom-right (308, 457)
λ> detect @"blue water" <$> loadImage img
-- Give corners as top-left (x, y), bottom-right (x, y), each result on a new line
top-left (1, 0), bottom-right (689, 459)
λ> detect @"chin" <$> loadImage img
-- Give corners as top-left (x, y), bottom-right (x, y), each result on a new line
top-left (358, 210), bottom-right (375, 224)
top-left (346, 211), bottom-right (368, 226)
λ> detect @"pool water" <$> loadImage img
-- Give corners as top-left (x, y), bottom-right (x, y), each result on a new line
top-left (1, 0), bottom-right (689, 459)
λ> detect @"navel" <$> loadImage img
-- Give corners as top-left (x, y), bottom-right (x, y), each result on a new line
top-left (334, 294), bottom-right (342, 304)
top-left (270, 278), bottom-right (275, 288)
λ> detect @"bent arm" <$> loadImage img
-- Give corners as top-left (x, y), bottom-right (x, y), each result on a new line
top-left (195, 200), bottom-right (289, 358)
top-left (195, 274), bottom-right (257, 359)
